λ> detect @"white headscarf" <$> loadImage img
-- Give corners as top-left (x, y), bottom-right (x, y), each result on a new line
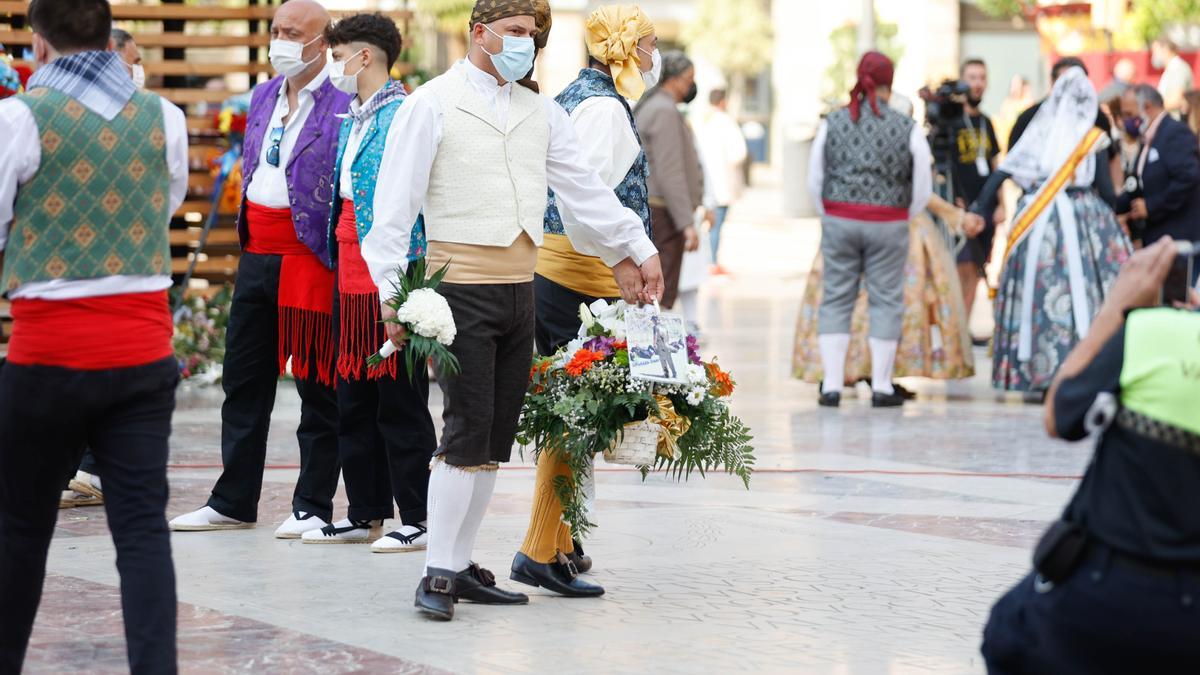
top-left (999, 66), bottom-right (1101, 191)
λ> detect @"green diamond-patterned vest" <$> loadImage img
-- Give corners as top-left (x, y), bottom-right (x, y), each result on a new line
top-left (2, 88), bottom-right (171, 295)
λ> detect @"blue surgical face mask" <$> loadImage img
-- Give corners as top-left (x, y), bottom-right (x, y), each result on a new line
top-left (482, 23), bottom-right (536, 83)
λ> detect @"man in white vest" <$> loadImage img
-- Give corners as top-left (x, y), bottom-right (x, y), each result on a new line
top-left (361, 0), bottom-right (663, 622)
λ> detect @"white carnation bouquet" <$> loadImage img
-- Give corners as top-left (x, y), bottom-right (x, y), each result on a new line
top-left (368, 258), bottom-right (460, 382)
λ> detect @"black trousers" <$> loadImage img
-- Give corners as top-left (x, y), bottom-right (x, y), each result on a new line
top-left (0, 357), bottom-right (179, 674)
top-left (982, 544), bottom-right (1200, 674)
top-left (332, 290), bottom-right (436, 523)
top-left (207, 253), bottom-right (340, 523)
top-left (533, 275), bottom-right (614, 357)
top-left (435, 282), bottom-right (534, 467)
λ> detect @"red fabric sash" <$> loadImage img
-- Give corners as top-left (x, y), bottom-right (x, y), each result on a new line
top-left (245, 200), bottom-right (335, 386)
top-left (335, 200), bottom-right (395, 381)
top-left (8, 291), bottom-right (173, 370)
top-left (822, 200), bottom-right (909, 223)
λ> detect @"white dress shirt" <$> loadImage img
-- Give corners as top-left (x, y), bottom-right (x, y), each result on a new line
top-left (246, 65), bottom-right (331, 208)
top-left (338, 96), bottom-right (374, 201)
top-left (361, 59), bottom-right (658, 302)
top-left (807, 117), bottom-right (933, 219)
top-left (569, 93), bottom-right (641, 190)
top-left (0, 95), bottom-right (189, 300)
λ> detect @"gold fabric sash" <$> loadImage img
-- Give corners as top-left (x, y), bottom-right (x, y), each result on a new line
top-left (1003, 126), bottom-right (1107, 260)
top-left (536, 233), bottom-right (620, 298)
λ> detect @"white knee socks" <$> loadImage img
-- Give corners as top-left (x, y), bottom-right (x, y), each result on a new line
top-left (451, 466), bottom-right (497, 567)
top-left (819, 333), bottom-right (851, 393)
top-left (424, 460), bottom-right (496, 573)
top-left (869, 338), bottom-right (899, 395)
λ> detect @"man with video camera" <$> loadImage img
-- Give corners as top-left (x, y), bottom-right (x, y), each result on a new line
top-left (981, 237), bottom-right (1200, 673)
top-left (949, 58), bottom-right (1001, 317)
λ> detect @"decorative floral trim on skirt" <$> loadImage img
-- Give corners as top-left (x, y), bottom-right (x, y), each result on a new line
top-left (991, 189), bottom-right (1131, 392)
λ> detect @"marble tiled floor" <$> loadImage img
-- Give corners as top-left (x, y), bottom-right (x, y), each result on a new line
top-left (28, 187), bottom-right (1091, 674)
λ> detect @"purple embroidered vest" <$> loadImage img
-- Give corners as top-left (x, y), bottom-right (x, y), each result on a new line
top-left (238, 75), bottom-right (353, 268)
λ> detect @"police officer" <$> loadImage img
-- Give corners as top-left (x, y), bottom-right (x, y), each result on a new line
top-left (981, 237), bottom-right (1200, 673)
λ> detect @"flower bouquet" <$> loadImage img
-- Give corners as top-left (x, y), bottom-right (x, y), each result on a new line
top-left (172, 285), bottom-right (233, 381)
top-left (516, 300), bottom-right (754, 538)
top-left (368, 258), bottom-right (460, 383)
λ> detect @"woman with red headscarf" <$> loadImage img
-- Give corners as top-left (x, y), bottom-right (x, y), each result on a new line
top-left (806, 51), bottom-right (934, 408)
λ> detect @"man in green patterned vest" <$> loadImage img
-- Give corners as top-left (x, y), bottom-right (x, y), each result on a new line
top-left (983, 237), bottom-right (1200, 672)
top-left (0, 1), bottom-right (188, 672)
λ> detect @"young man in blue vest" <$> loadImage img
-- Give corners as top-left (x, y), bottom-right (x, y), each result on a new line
top-left (983, 237), bottom-right (1200, 672)
top-left (0, 0), bottom-right (189, 670)
top-left (297, 13), bottom-right (438, 552)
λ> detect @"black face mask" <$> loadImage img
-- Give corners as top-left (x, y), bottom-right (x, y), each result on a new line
top-left (683, 82), bottom-right (698, 104)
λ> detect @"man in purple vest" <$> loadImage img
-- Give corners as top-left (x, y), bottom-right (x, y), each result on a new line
top-left (171, 0), bottom-right (352, 538)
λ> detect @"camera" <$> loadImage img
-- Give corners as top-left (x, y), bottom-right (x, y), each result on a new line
top-left (919, 79), bottom-right (971, 125)
top-left (1162, 241), bottom-right (1198, 306)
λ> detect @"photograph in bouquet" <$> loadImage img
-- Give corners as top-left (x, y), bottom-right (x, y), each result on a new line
top-left (625, 305), bottom-right (689, 384)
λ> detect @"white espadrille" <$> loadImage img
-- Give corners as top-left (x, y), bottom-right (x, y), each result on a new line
top-left (370, 523), bottom-right (428, 553)
top-left (301, 519), bottom-right (383, 544)
top-left (168, 506), bottom-right (253, 532)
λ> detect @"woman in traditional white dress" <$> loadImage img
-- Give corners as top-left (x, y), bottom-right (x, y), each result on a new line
top-left (971, 66), bottom-right (1132, 393)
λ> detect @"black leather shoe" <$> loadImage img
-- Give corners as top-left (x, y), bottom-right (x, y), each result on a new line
top-left (454, 563), bottom-right (529, 605)
top-left (569, 538), bottom-right (593, 574)
top-left (510, 551), bottom-right (605, 597)
top-left (818, 391), bottom-right (841, 407)
top-left (414, 568), bottom-right (456, 620)
top-left (871, 391), bottom-right (905, 408)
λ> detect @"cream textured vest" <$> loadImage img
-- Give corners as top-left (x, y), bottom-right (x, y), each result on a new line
top-left (423, 66), bottom-right (550, 248)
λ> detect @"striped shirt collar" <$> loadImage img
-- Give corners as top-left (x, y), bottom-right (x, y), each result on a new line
top-left (27, 51), bottom-right (136, 121)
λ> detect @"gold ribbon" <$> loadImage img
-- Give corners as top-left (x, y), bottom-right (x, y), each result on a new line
top-left (649, 395), bottom-right (689, 459)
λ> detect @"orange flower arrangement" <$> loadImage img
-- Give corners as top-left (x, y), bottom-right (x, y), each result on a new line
top-left (706, 361), bottom-right (735, 398)
top-left (565, 349), bottom-right (606, 377)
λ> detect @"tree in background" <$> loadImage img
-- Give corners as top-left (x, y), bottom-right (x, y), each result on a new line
top-left (822, 16), bottom-right (904, 112)
top-left (413, 0), bottom-right (473, 34)
top-left (978, 0), bottom-right (1200, 46)
top-left (682, 0), bottom-right (773, 109)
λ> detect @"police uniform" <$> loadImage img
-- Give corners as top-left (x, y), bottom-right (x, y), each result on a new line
top-left (982, 307), bottom-right (1200, 673)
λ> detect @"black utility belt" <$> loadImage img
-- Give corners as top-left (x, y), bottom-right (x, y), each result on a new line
top-left (1034, 521), bottom-right (1200, 584)
top-left (1116, 408), bottom-right (1200, 455)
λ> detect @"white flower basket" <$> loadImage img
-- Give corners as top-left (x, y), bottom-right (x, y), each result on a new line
top-left (603, 420), bottom-right (660, 466)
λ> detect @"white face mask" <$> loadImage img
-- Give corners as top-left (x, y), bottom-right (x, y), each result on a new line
top-left (129, 63), bottom-right (145, 89)
top-left (330, 49), bottom-right (366, 95)
top-left (638, 47), bottom-right (662, 89)
top-left (269, 34), bottom-right (323, 78)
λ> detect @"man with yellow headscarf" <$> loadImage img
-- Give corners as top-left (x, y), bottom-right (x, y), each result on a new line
top-left (510, 4), bottom-right (661, 600)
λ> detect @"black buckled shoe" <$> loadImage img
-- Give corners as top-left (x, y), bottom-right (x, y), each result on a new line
top-left (871, 391), bottom-right (905, 408)
top-left (569, 538), bottom-right (593, 574)
top-left (510, 551), bottom-right (605, 597)
top-left (414, 568), bottom-right (456, 621)
top-left (454, 563), bottom-right (529, 605)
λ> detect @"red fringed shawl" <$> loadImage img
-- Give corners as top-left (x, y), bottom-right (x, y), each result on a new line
top-left (245, 201), bottom-right (335, 386)
top-left (335, 199), bottom-right (396, 381)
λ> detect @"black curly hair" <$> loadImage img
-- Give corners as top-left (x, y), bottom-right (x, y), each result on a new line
top-left (325, 13), bottom-right (402, 70)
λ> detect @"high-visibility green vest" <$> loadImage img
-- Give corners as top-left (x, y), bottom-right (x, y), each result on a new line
top-left (1120, 308), bottom-right (1200, 436)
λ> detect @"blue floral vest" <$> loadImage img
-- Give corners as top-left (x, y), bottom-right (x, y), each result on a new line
top-left (327, 94), bottom-right (426, 264)
top-left (544, 68), bottom-right (652, 238)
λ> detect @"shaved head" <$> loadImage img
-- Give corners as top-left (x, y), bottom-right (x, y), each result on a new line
top-left (272, 0), bottom-right (331, 43)
top-left (270, 0), bottom-right (331, 81)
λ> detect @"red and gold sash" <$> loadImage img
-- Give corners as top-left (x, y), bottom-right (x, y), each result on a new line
top-left (1003, 126), bottom-right (1107, 260)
